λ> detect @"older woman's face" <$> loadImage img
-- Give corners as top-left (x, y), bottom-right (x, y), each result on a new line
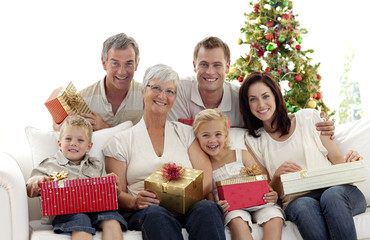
top-left (142, 80), bottom-right (177, 116)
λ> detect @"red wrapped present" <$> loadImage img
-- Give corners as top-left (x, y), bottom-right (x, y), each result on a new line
top-left (45, 81), bottom-right (91, 124)
top-left (178, 118), bottom-right (231, 128)
top-left (40, 175), bottom-right (118, 216)
top-left (216, 174), bottom-right (269, 211)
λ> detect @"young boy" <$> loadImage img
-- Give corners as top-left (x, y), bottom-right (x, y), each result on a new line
top-left (27, 115), bottom-right (126, 240)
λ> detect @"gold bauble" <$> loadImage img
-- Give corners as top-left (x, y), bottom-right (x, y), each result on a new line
top-left (306, 98), bottom-right (317, 109)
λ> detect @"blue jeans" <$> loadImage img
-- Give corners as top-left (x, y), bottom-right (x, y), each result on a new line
top-left (285, 185), bottom-right (366, 240)
top-left (127, 200), bottom-right (225, 240)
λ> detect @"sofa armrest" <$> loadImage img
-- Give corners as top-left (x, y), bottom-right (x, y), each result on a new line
top-left (0, 152), bottom-right (29, 240)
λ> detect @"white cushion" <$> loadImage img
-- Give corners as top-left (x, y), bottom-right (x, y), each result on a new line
top-left (335, 118), bottom-right (370, 206)
top-left (25, 121), bottom-right (133, 168)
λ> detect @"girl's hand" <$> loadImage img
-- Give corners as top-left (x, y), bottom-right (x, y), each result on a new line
top-left (344, 150), bottom-right (362, 162)
top-left (274, 161), bottom-right (302, 178)
top-left (134, 190), bottom-right (160, 210)
top-left (27, 176), bottom-right (50, 198)
top-left (263, 185), bottom-right (278, 204)
top-left (217, 200), bottom-right (230, 215)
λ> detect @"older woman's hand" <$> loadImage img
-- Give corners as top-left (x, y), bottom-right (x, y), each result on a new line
top-left (344, 150), bottom-right (362, 162)
top-left (134, 190), bottom-right (160, 210)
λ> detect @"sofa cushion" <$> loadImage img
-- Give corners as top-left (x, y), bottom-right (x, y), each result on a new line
top-left (334, 118), bottom-right (370, 206)
top-left (25, 121), bottom-right (133, 168)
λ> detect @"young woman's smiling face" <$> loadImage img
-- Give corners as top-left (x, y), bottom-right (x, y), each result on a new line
top-left (247, 82), bottom-right (276, 125)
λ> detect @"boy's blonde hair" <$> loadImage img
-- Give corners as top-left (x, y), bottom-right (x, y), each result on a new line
top-left (193, 108), bottom-right (231, 150)
top-left (59, 115), bottom-right (93, 143)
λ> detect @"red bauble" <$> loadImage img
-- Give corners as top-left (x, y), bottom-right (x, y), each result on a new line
top-left (317, 75), bottom-right (322, 80)
top-left (282, 14), bottom-right (291, 20)
top-left (254, 4), bottom-right (260, 13)
top-left (313, 93), bottom-right (317, 99)
top-left (295, 74), bottom-right (302, 82)
top-left (265, 67), bottom-right (271, 72)
top-left (266, 21), bottom-right (274, 28)
top-left (238, 77), bottom-right (243, 82)
top-left (257, 50), bottom-right (265, 57)
top-left (316, 92), bottom-right (322, 100)
top-left (265, 32), bottom-right (274, 41)
top-left (277, 70), bottom-right (282, 75)
top-left (296, 45), bottom-right (301, 50)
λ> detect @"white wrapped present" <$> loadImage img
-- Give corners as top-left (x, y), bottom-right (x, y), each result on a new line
top-left (281, 160), bottom-right (366, 195)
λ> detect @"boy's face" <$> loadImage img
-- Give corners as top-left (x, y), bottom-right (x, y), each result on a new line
top-left (196, 119), bottom-right (228, 157)
top-left (58, 125), bottom-right (92, 164)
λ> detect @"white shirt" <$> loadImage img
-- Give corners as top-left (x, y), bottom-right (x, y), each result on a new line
top-left (103, 118), bottom-right (195, 197)
top-left (79, 77), bottom-right (144, 126)
top-left (168, 76), bottom-right (243, 127)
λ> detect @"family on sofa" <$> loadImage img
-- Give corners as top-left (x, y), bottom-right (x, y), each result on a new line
top-left (26, 33), bottom-right (366, 240)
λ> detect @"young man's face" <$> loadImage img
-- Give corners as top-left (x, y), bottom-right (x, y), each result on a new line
top-left (102, 45), bottom-right (139, 91)
top-left (193, 46), bottom-right (230, 93)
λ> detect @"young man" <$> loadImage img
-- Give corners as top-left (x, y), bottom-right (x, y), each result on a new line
top-left (168, 36), bottom-right (335, 133)
top-left (54, 33), bottom-right (144, 131)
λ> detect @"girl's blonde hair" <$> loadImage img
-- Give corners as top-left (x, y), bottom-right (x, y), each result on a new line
top-left (59, 115), bottom-right (93, 143)
top-left (193, 108), bottom-right (231, 150)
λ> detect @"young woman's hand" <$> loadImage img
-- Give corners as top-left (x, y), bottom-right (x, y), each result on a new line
top-left (344, 150), bottom-right (362, 162)
top-left (273, 161), bottom-right (302, 178)
top-left (264, 185), bottom-right (278, 204)
top-left (217, 200), bottom-right (230, 214)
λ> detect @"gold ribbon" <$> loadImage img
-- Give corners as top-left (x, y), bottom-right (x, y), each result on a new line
top-left (64, 90), bottom-right (85, 113)
top-left (300, 170), bottom-right (308, 178)
top-left (240, 164), bottom-right (262, 176)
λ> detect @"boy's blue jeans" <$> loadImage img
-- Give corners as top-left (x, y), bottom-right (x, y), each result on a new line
top-left (285, 184), bottom-right (366, 240)
top-left (127, 200), bottom-right (225, 240)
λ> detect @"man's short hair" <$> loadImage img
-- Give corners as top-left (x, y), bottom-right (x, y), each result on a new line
top-left (193, 36), bottom-right (231, 63)
top-left (102, 33), bottom-right (140, 64)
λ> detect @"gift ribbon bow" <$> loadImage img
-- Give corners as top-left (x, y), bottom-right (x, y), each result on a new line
top-left (240, 164), bottom-right (262, 176)
top-left (50, 171), bottom-right (69, 182)
top-left (65, 90), bottom-right (85, 113)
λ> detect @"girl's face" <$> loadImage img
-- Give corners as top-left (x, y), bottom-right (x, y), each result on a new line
top-left (247, 82), bottom-right (276, 124)
top-left (196, 119), bottom-right (228, 157)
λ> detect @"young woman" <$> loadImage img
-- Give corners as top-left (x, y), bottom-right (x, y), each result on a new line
top-left (239, 71), bottom-right (366, 240)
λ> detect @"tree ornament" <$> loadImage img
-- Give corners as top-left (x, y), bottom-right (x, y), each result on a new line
top-left (237, 38), bottom-right (243, 45)
top-left (238, 76), bottom-right (243, 82)
top-left (283, 1), bottom-right (289, 7)
top-left (296, 45), bottom-right (301, 50)
top-left (282, 14), bottom-right (291, 20)
top-left (288, 106), bottom-right (294, 112)
top-left (254, 4), bottom-right (260, 13)
top-left (298, 36), bottom-right (303, 44)
top-left (265, 67), bottom-right (271, 71)
top-left (266, 44), bottom-right (275, 51)
top-left (295, 74), bottom-right (302, 82)
top-left (278, 36), bottom-right (286, 42)
top-left (286, 102), bottom-right (290, 107)
top-left (306, 98), bottom-right (317, 109)
top-left (316, 92), bottom-right (322, 100)
top-left (266, 21), bottom-right (274, 28)
top-left (265, 32), bottom-right (274, 41)
top-left (317, 75), bottom-right (322, 80)
top-left (277, 70), bottom-right (282, 74)
top-left (256, 17), bottom-right (261, 24)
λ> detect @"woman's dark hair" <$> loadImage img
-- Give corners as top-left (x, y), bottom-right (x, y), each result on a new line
top-left (239, 71), bottom-right (291, 138)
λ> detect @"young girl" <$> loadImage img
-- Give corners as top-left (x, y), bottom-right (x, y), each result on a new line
top-left (193, 108), bottom-right (284, 240)
top-left (239, 71), bottom-right (366, 240)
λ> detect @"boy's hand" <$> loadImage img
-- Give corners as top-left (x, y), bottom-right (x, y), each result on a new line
top-left (217, 200), bottom-right (230, 214)
top-left (27, 176), bottom-right (50, 198)
top-left (264, 186), bottom-right (278, 204)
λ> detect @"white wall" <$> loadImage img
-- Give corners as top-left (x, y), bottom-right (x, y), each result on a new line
top-left (1, 0), bottom-right (369, 153)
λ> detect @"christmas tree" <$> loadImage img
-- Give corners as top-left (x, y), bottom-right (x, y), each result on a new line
top-left (227, 0), bottom-right (334, 117)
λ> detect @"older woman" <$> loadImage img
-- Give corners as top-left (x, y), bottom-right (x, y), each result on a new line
top-left (103, 64), bottom-right (225, 240)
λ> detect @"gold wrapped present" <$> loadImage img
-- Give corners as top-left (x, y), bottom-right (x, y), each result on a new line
top-left (45, 81), bottom-right (91, 124)
top-left (281, 160), bottom-right (366, 195)
top-left (144, 163), bottom-right (203, 214)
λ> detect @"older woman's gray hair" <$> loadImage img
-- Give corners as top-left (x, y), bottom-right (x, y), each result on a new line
top-left (141, 64), bottom-right (180, 92)
top-left (101, 33), bottom-right (140, 64)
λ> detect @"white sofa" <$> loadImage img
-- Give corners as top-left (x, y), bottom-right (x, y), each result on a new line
top-left (1, 119), bottom-right (370, 240)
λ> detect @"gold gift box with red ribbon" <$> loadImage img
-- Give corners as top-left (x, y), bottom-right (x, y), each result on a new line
top-left (44, 81), bottom-right (91, 124)
top-left (144, 164), bottom-right (203, 214)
